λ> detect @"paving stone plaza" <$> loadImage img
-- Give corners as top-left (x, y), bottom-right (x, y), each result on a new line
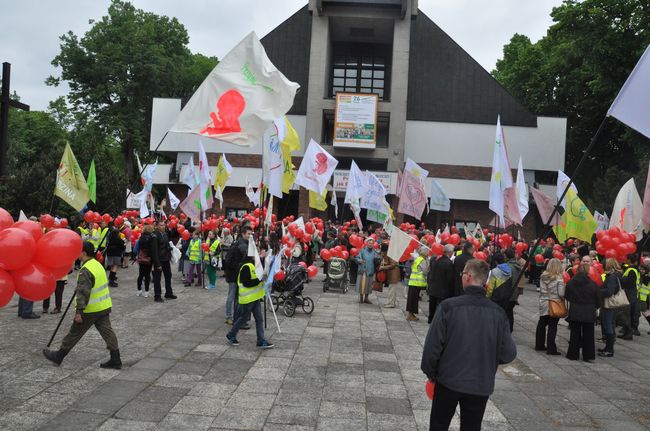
top-left (1, 265), bottom-right (650, 431)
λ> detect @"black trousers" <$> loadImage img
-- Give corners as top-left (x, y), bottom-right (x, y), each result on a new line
top-left (406, 286), bottom-right (420, 314)
top-left (43, 280), bottom-right (66, 310)
top-left (535, 315), bottom-right (559, 353)
top-left (566, 321), bottom-right (595, 361)
top-left (153, 261), bottom-right (173, 298)
top-left (428, 297), bottom-right (441, 323)
top-left (505, 301), bottom-right (516, 333)
top-left (137, 263), bottom-right (152, 291)
top-left (430, 382), bottom-right (489, 431)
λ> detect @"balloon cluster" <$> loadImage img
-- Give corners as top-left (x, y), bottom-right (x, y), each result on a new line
top-left (0, 208), bottom-right (82, 308)
top-left (595, 227), bottom-right (637, 263)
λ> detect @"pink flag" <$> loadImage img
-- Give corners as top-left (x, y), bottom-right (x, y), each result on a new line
top-left (397, 170), bottom-right (427, 220)
top-left (179, 187), bottom-right (203, 222)
top-left (642, 161), bottom-right (650, 226)
top-left (503, 187), bottom-right (522, 225)
top-left (530, 187), bottom-right (561, 226)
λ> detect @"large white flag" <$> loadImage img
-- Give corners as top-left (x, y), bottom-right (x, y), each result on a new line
top-left (295, 139), bottom-right (338, 194)
top-left (198, 142), bottom-right (213, 210)
top-left (556, 170), bottom-right (577, 209)
top-left (262, 119), bottom-right (285, 198)
top-left (594, 211), bottom-right (610, 232)
top-left (247, 238), bottom-right (264, 279)
top-left (361, 171), bottom-right (387, 212)
top-left (387, 226), bottom-right (414, 262)
top-left (608, 45), bottom-right (650, 139)
top-left (344, 161), bottom-right (367, 204)
top-left (429, 178), bottom-right (450, 212)
top-left (137, 190), bottom-right (149, 218)
top-left (170, 32), bottom-right (299, 146)
top-left (610, 178), bottom-right (644, 240)
top-left (488, 116), bottom-right (513, 218)
top-left (167, 188), bottom-right (180, 210)
top-left (330, 188), bottom-right (338, 218)
top-left (181, 156), bottom-right (199, 191)
top-left (141, 159), bottom-right (158, 193)
top-left (405, 158), bottom-right (429, 179)
top-left (516, 157), bottom-right (529, 221)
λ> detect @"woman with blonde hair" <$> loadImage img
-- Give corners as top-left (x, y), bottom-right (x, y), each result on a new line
top-left (598, 258), bottom-right (623, 357)
top-left (535, 258), bottom-right (565, 355)
top-left (565, 263), bottom-right (600, 361)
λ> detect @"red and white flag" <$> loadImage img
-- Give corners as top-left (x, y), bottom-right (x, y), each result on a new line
top-left (295, 139), bottom-right (338, 194)
top-left (610, 178), bottom-right (644, 240)
top-left (170, 32), bottom-right (299, 146)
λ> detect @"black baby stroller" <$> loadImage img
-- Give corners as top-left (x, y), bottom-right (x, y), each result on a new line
top-left (323, 257), bottom-right (348, 293)
top-left (271, 263), bottom-right (315, 317)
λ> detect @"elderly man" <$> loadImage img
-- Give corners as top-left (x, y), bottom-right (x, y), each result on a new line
top-left (427, 244), bottom-right (455, 323)
top-left (406, 246), bottom-right (429, 321)
top-left (422, 259), bottom-right (516, 431)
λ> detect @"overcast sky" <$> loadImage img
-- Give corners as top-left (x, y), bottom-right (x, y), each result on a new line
top-left (1, 0), bottom-right (563, 111)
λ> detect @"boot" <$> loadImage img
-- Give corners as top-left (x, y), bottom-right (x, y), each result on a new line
top-left (359, 294), bottom-right (364, 304)
top-left (598, 335), bottom-right (614, 357)
top-left (42, 348), bottom-right (68, 366)
top-left (100, 349), bottom-right (122, 369)
top-left (617, 328), bottom-right (633, 340)
top-left (364, 295), bottom-right (372, 304)
top-left (108, 271), bottom-right (118, 288)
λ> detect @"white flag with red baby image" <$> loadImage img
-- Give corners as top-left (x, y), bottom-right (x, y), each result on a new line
top-left (294, 139), bottom-right (338, 194)
top-left (169, 32), bottom-right (299, 147)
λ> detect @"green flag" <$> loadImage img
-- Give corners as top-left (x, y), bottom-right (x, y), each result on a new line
top-left (54, 143), bottom-right (90, 211)
top-left (87, 159), bottom-right (96, 203)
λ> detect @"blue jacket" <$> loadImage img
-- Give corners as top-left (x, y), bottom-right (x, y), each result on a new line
top-left (355, 247), bottom-right (378, 276)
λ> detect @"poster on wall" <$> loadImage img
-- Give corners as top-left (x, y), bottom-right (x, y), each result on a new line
top-left (334, 93), bottom-right (378, 149)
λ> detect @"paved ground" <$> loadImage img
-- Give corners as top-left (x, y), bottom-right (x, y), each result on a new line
top-left (1, 263), bottom-right (650, 431)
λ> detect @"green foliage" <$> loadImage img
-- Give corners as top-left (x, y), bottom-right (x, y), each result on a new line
top-left (493, 0), bottom-right (650, 211)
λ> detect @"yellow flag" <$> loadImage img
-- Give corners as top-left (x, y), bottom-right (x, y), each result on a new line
top-left (309, 189), bottom-right (328, 211)
top-left (281, 117), bottom-right (301, 194)
top-left (558, 188), bottom-right (598, 242)
top-left (214, 154), bottom-right (232, 191)
top-left (54, 143), bottom-right (90, 211)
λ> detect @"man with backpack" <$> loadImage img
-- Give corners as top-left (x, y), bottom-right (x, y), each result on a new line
top-left (427, 244), bottom-right (456, 323)
top-left (223, 225), bottom-right (252, 326)
top-left (151, 221), bottom-right (177, 302)
top-left (486, 253), bottom-right (517, 331)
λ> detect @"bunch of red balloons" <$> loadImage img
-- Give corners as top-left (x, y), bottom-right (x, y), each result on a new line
top-left (0, 208), bottom-right (82, 308)
top-left (595, 227), bottom-right (637, 263)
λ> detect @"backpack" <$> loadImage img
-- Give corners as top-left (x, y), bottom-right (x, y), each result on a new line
top-left (491, 278), bottom-right (514, 308)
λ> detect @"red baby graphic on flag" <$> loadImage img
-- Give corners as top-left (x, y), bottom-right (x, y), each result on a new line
top-left (314, 153), bottom-right (329, 175)
top-left (200, 89), bottom-right (246, 136)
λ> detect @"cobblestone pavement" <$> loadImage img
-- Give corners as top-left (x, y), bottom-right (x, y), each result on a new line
top-left (1, 264), bottom-right (649, 430)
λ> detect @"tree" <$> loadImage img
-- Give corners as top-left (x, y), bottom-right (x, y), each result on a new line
top-left (493, 0), bottom-right (650, 210)
top-left (47, 0), bottom-right (217, 182)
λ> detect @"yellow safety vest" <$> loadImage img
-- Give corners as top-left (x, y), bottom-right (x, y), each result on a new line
top-left (189, 239), bottom-right (201, 263)
top-left (237, 262), bottom-right (265, 304)
top-left (204, 238), bottom-right (221, 262)
top-left (624, 267), bottom-right (643, 299)
top-left (73, 259), bottom-right (112, 313)
top-left (97, 227), bottom-right (109, 248)
top-left (409, 256), bottom-right (427, 288)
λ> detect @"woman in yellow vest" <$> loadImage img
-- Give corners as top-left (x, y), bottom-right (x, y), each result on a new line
top-left (226, 255), bottom-right (273, 349)
top-left (204, 230), bottom-right (221, 290)
top-left (185, 230), bottom-right (203, 286)
top-left (43, 241), bottom-right (121, 369)
top-left (406, 246), bottom-right (429, 321)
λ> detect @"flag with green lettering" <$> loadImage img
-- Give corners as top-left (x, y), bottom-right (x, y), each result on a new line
top-left (87, 159), bottom-right (96, 203)
top-left (54, 143), bottom-right (89, 211)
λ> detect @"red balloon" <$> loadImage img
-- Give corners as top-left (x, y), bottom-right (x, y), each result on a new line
top-left (440, 232), bottom-right (450, 243)
top-left (284, 248), bottom-right (292, 258)
top-left (33, 229), bottom-right (83, 269)
top-left (274, 270), bottom-right (286, 281)
top-left (534, 254), bottom-right (544, 264)
top-left (12, 263), bottom-right (56, 301)
top-left (298, 261), bottom-right (307, 269)
top-left (95, 251), bottom-right (104, 263)
top-left (431, 243), bottom-right (444, 256)
top-left (40, 214), bottom-right (55, 229)
top-left (349, 247), bottom-right (359, 257)
top-left (181, 230), bottom-right (191, 241)
top-left (180, 213), bottom-right (186, 220)
top-left (59, 218), bottom-right (69, 228)
top-left (425, 380), bottom-right (435, 400)
top-left (448, 233), bottom-right (461, 246)
top-left (589, 266), bottom-right (603, 286)
top-left (302, 234), bottom-right (312, 244)
top-left (563, 272), bottom-right (571, 283)
top-left (307, 265), bottom-right (318, 278)
top-left (13, 220), bottom-right (44, 243)
top-left (102, 213), bottom-right (112, 223)
top-left (201, 243), bottom-right (210, 252)
top-left (0, 268), bottom-right (15, 308)
top-left (0, 208), bottom-right (13, 232)
top-left (340, 250), bottom-right (350, 260)
top-left (281, 235), bottom-right (289, 245)
top-left (0, 228), bottom-right (37, 270)
top-left (177, 225), bottom-right (185, 234)
top-left (320, 249), bottom-right (332, 261)
top-left (305, 223), bottom-right (315, 235)
top-left (50, 264), bottom-right (72, 279)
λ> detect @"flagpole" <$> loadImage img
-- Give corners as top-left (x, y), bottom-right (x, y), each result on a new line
top-left (509, 116), bottom-right (610, 292)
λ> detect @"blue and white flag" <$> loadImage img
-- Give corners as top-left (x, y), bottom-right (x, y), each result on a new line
top-left (264, 252), bottom-right (282, 296)
top-left (429, 178), bottom-right (450, 212)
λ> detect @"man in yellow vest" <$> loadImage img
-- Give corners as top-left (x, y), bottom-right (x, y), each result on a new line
top-left (639, 264), bottom-right (650, 335)
top-left (204, 230), bottom-right (221, 290)
top-left (226, 255), bottom-right (273, 349)
top-left (43, 241), bottom-right (121, 368)
top-left (407, 246), bottom-right (429, 322)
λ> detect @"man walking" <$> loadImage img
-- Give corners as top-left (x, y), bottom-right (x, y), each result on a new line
top-left (427, 244), bottom-right (455, 323)
top-left (226, 253), bottom-right (273, 349)
top-left (224, 225), bottom-right (252, 326)
top-left (453, 241), bottom-right (474, 297)
top-left (151, 221), bottom-right (177, 302)
top-left (422, 259), bottom-right (516, 431)
top-left (43, 241), bottom-right (122, 369)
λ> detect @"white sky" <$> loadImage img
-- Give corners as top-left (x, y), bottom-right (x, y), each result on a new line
top-left (0, 0), bottom-right (563, 111)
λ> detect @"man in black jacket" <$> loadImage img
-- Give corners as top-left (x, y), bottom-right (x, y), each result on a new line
top-left (427, 244), bottom-right (456, 323)
top-left (422, 259), bottom-right (516, 431)
top-left (151, 221), bottom-right (176, 302)
top-left (453, 242), bottom-right (474, 297)
top-left (224, 225), bottom-right (252, 326)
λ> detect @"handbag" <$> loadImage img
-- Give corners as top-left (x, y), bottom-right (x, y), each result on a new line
top-left (548, 280), bottom-right (568, 318)
top-left (604, 277), bottom-right (629, 309)
top-left (372, 280), bottom-right (384, 292)
top-left (137, 249), bottom-right (151, 265)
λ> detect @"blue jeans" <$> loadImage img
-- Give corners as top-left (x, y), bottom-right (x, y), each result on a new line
top-left (18, 298), bottom-right (34, 317)
top-left (227, 300), bottom-right (265, 344)
top-left (226, 282), bottom-right (238, 319)
top-left (602, 308), bottom-right (615, 335)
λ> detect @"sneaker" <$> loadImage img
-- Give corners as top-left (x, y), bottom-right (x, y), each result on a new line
top-left (598, 351), bottom-right (613, 357)
top-left (225, 319), bottom-right (233, 325)
top-left (22, 313), bottom-right (41, 319)
top-left (143, 291), bottom-right (149, 298)
top-left (154, 297), bottom-right (164, 303)
top-left (136, 290), bottom-right (142, 297)
top-left (258, 340), bottom-right (274, 349)
top-left (165, 294), bottom-right (178, 300)
top-left (50, 308), bottom-right (61, 314)
top-left (227, 335), bottom-right (240, 346)
top-left (633, 329), bottom-right (641, 336)
top-left (241, 324), bottom-right (251, 330)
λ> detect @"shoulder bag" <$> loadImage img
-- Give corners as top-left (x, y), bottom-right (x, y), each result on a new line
top-left (548, 279), bottom-right (568, 318)
top-left (604, 276), bottom-right (629, 309)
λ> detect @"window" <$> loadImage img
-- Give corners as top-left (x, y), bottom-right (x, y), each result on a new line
top-left (330, 43), bottom-right (390, 100)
